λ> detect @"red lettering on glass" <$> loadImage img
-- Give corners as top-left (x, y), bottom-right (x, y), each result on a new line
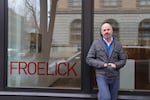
top-left (9, 61), bottom-right (78, 76)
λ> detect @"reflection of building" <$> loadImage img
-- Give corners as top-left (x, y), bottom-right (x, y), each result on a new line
top-left (53, 0), bottom-right (82, 47)
top-left (55, 0), bottom-right (150, 46)
top-left (8, 8), bottom-right (26, 51)
top-left (29, 33), bottom-right (41, 52)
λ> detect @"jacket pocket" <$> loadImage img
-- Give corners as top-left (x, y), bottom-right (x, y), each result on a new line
top-left (96, 48), bottom-right (105, 58)
top-left (112, 49), bottom-right (119, 59)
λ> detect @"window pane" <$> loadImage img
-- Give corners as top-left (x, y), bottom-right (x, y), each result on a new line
top-left (69, 0), bottom-right (82, 8)
top-left (103, 0), bottom-right (120, 6)
top-left (139, 0), bottom-right (150, 6)
top-left (94, 0), bottom-right (150, 91)
top-left (8, 0), bottom-right (81, 89)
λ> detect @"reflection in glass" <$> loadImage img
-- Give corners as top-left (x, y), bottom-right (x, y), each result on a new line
top-left (8, 0), bottom-right (81, 89)
top-left (69, 0), bottom-right (82, 8)
top-left (139, 0), bottom-right (150, 6)
top-left (103, 0), bottom-right (120, 7)
top-left (139, 19), bottom-right (150, 46)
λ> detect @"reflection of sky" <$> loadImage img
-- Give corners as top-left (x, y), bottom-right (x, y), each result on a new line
top-left (8, 0), bottom-right (52, 32)
top-left (8, 0), bottom-right (40, 16)
top-left (8, 0), bottom-right (25, 15)
top-left (8, 0), bottom-right (51, 17)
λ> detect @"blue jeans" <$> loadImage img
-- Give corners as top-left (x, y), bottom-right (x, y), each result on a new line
top-left (96, 76), bottom-right (119, 100)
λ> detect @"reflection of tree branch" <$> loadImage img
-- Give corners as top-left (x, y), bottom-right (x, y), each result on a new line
top-left (48, 0), bottom-right (58, 46)
top-left (23, 0), bottom-right (58, 61)
top-left (24, 0), bottom-right (40, 32)
top-left (38, 0), bottom-right (58, 61)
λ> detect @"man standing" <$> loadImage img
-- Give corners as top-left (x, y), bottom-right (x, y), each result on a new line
top-left (86, 23), bottom-right (127, 100)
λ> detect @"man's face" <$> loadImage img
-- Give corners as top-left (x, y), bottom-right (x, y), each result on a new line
top-left (101, 23), bottom-right (113, 39)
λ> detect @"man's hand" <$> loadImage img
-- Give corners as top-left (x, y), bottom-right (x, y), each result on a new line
top-left (104, 63), bottom-right (108, 67)
top-left (108, 63), bottom-right (116, 68)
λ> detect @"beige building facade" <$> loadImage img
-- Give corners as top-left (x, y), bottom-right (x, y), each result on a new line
top-left (54, 0), bottom-right (150, 46)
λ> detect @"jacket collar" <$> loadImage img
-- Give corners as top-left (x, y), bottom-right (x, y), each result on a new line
top-left (99, 37), bottom-right (116, 58)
